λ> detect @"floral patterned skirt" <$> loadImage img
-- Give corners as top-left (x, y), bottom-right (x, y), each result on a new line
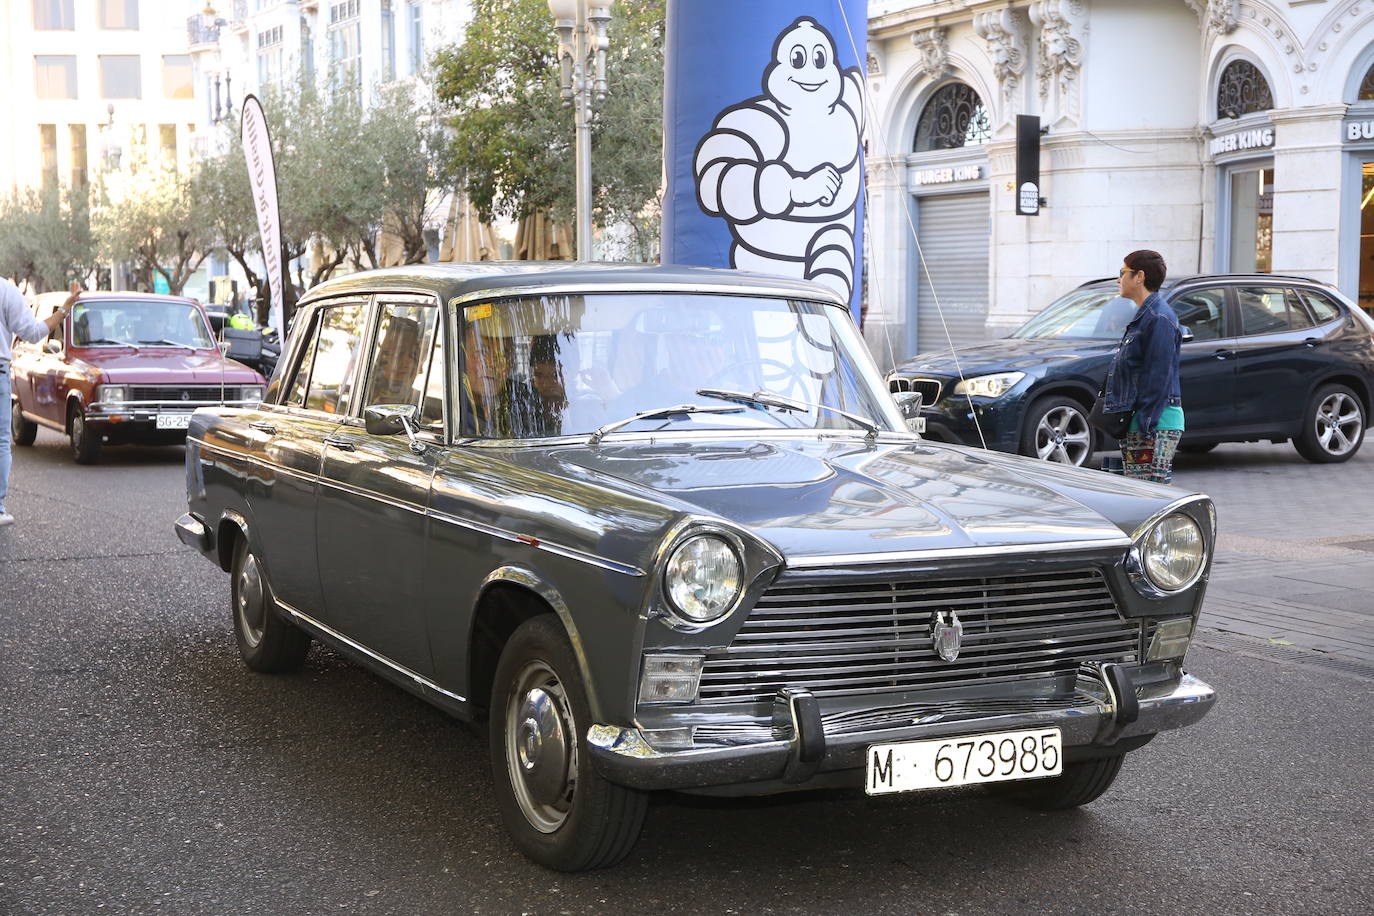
top-left (1121, 429), bottom-right (1183, 484)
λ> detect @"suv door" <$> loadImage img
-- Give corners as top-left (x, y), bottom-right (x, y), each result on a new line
top-left (248, 299), bottom-right (366, 614)
top-left (1166, 286), bottom-right (1238, 434)
top-left (1230, 286), bottom-right (1325, 433)
top-left (315, 295), bottom-right (446, 677)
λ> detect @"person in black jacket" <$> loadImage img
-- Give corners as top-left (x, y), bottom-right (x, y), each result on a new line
top-left (1102, 250), bottom-right (1185, 483)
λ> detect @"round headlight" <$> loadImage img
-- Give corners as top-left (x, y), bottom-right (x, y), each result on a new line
top-left (664, 536), bottom-right (742, 624)
top-left (1141, 513), bottom-right (1206, 591)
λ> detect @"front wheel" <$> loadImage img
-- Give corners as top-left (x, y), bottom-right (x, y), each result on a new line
top-left (11, 399), bottom-right (37, 447)
top-left (1294, 384), bottom-right (1365, 463)
top-left (69, 407), bottom-right (101, 464)
top-left (1019, 396), bottom-right (1095, 466)
top-left (490, 616), bottom-right (648, 871)
top-left (989, 753), bottom-right (1124, 810)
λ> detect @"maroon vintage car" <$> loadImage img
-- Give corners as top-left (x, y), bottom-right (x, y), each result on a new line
top-left (9, 291), bottom-right (266, 463)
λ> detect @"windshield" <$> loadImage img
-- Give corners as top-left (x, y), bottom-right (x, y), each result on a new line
top-left (1010, 288), bottom-right (1138, 340)
top-left (71, 300), bottom-right (214, 349)
top-left (461, 293), bottom-right (904, 439)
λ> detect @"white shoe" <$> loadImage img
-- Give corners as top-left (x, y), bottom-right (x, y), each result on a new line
top-left (0, 512), bottom-right (13, 527)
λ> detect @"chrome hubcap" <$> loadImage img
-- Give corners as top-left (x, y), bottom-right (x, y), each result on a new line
top-left (1315, 393), bottom-right (1362, 457)
top-left (1035, 406), bottom-right (1092, 465)
top-left (506, 662), bottom-right (576, 833)
top-left (236, 552), bottom-right (266, 648)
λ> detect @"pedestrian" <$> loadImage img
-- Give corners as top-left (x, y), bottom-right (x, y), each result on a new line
top-left (1, 278), bottom-right (81, 526)
top-left (1103, 250), bottom-right (1185, 484)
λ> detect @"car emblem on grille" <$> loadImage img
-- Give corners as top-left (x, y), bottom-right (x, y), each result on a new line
top-left (181, 391), bottom-right (190, 401)
top-left (931, 610), bottom-right (963, 662)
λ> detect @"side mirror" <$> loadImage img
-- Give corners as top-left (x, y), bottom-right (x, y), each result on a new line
top-left (364, 403), bottom-right (425, 453)
top-left (1180, 326), bottom-right (1195, 342)
top-left (893, 390), bottom-right (926, 434)
top-left (44, 339), bottom-right (61, 354)
top-left (219, 341), bottom-right (231, 356)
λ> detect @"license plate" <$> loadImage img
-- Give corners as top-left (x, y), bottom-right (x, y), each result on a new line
top-left (866, 727), bottom-right (1062, 795)
top-left (156, 413), bottom-right (192, 430)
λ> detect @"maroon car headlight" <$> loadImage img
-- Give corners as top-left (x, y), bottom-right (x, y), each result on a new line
top-left (664, 535), bottom-right (742, 625)
top-left (96, 384), bottom-right (127, 404)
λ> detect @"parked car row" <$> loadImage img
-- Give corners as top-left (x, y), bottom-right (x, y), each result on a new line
top-left (8, 291), bottom-right (267, 463)
top-left (890, 273), bottom-right (1374, 467)
top-left (174, 263), bottom-right (1216, 870)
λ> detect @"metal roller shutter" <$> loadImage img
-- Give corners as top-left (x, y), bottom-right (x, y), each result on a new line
top-left (913, 192), bottom-right (990, 355)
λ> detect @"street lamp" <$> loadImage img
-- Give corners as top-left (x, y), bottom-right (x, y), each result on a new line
top-left (548, 0), bottom-right (611, 261)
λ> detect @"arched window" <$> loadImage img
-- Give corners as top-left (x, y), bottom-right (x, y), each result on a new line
top-left (1359, 59), bottom-right (1374, 100)
top-left (913, 82), bottom-right (991, 152)
top-left (1216, 60), bottom-right (1273, 119)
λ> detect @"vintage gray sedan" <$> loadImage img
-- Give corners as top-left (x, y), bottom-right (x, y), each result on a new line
top-left (175, 263), bottom-right (1217, 870)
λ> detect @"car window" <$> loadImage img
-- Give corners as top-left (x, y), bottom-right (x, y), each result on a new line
top-left (1237, 286), bottom-right (1313, 335)
top-left (1168, 288), bottom-right (1227, 341)
top-left (303, 303), bottom-right (366, 414)
top-left (1010, 289), bottom-right (1136, 340)
top-left (419, 325), bottom-right (446, 430)
top-left (283, 312), bottom-right (322, 408)
top-left (1295, 289), bottom-right (1343, 324)
top-left (361, 301), bottom-right (439, 416)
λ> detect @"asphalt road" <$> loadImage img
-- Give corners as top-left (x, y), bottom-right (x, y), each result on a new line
top-left (2, 429), bottom-right (1372, 915)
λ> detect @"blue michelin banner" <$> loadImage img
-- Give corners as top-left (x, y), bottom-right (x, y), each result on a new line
top-left (663, 0), bottom-right (868, 321)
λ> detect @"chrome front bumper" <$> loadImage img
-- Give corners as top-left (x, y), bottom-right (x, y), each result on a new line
top-left (587, 670), bottom-right (1216, 792)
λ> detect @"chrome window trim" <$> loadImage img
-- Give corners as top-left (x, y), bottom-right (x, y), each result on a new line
top-left (454, 428), bottom-right (920, 449)
top-left (275, 597), bottom-right (467, 704)
top-left (446, 282), bottom-right (848, 310)
top-left (785, 537), bottom-right (1134, 570)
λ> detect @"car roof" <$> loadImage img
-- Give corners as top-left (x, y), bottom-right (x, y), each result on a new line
top-left (33, 290), bottom-right (200, 306)
top-left (1075, 272), bottom-right (1330, 290)
top-left (298, 261), bottom-right (848, 307)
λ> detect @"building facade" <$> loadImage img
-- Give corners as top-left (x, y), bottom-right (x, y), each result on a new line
top-left (0, 0), bottom-right (201, 193)
top-left (863, 0), bottom-right (1374, 370)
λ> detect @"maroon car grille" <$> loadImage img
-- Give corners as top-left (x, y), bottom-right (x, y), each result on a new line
top-left (129, 386), bottom-right (237, 402)
top-left (698, 569), bottom-right (1140, 704)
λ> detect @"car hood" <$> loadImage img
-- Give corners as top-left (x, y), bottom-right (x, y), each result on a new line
top-left (74, 349), bottom-right (264, 384)
top-left (541, 436), bottom-right (1175, 563)
top-left (896, 337), bottom-right (1116, 377)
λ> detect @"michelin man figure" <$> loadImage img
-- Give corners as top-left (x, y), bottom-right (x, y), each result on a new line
top-left (694, 17), bottom-right (864, 303)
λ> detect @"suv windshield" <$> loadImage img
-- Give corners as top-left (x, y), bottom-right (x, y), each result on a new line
top-left (72, 300), bottom-right (214, 349)
top-left (1010, 287), bottom-right (1138, 340)
top-left (461, 293), bottom-right (903, 439)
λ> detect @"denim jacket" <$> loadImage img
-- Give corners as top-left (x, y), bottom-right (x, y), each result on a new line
top-left (1103, 291), bottom-right (1182, 435)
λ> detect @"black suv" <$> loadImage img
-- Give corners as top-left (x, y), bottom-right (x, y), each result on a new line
top-left (890, 274), bottom-right (1374, 466)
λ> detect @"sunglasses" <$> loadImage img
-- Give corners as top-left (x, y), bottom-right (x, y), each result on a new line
top-left (1118, 267), bottom-right (1141, 278)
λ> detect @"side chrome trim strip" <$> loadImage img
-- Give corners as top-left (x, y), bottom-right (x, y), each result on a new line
top-left (317, 475), bottom-right (427, 516)
top-left (785, 537), bottom-right (1134, 570)
top-left (275, 598), bottom-right (467, 704)
top-left (191, 439), bottom-right (319, 485)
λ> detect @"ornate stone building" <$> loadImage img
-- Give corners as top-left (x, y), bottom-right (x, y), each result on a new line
top-left (863, 0), bottom-right (1374, 369)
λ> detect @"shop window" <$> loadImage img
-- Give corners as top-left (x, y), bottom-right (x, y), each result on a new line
top-left (1217, 60), bottom-right (1273, 119)
top-left (1229, 167), bottom-right (1273, 274)
top-left (1359, 163), bottom-right (1374, 315)
top-left (1359, 62), bottom-right (1374, 100)
top-left (913, 83), bottom-right (990, 152)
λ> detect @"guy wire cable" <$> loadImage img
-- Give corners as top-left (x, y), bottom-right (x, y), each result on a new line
top-left (834, 0), bottom-right (989, 450)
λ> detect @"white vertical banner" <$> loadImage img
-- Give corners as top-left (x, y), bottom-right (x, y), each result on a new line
top-left (240, 94), bottom-right (285, 339)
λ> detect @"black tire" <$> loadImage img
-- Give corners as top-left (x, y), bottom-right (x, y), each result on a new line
top-left (69, 406), bottom-right (102, 464)
top-left (230, 536), bottom-right (310, 673)
top-left (11, 399), bottom-right (37, 447)
top-left (1019, 395), bottom-right (1096, 467)
top-left (1294, 383), bottom-right (1365, 464)
top-left (990, 753), bottom-right (1125, 810)
top-left (489, 615), bottom-right (648, 871)
top-left (1178, 442), bottom-right (1217, 455)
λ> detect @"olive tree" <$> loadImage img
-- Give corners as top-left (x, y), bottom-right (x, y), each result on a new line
top-left (96, 163), bottom-right (211, 296)
top-left (0, 184), bottom-right (99, 293)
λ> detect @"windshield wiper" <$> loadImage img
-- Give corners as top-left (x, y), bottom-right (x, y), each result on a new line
top-left (81, 338), bottom-right (140, 350)
top-left (588, 403), bottom-right (745, 446)
top-left (695, 388), bottom-right (883, 441)
top-left (138, 339), bottom-right (198, 350)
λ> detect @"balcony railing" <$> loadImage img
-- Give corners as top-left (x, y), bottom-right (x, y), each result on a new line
top-left (187, 15), bottom-right (221, 47)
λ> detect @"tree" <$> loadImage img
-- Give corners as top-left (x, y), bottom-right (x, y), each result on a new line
top-left (96, 163), bottom-right (211, 296)
top-left (0, 184), bottom-right (99, 293)
top-left (431, 0), bottom-right (665, 255)
top-left (368, 82), bottom-right (458, 266)
top-left (192, 143), bottom-right (267, 318)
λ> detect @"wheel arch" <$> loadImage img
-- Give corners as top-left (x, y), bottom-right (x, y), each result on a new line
top-left (467, 567), bottom-right (596, 719)
top-left (215, 509), bottom-right (252, 572)
top-left (1311, 373), bottom-right (1371, 416)
top-left (64, 391), bottom-right (86, 430)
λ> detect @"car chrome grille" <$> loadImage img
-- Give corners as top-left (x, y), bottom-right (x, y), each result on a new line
top-left (128, 385), bottom-right (237, 402)
top-left (908, 378), bottom-right (943, 405)
top-left (698, 569), bottom-right (1139, 704)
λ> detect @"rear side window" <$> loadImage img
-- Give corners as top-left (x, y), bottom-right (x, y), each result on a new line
top-left (1236, 287), bottom-right (1314, 335)
top-left (1169, 288), bottom-right (1227, 340)
top-left (305, 303), bottom-right (366, 414)
top-left (1295, 289), bottom-right (1342, 324)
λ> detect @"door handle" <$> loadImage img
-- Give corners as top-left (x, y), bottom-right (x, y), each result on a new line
top-left (249, 421), bottom-right (277, 434)
top-left (1304, 337), bottom-right (1321, 348)
top-left (1213, 349), bottom-right (1234, 360)
top-left (323, 435), bottom-right (356, 452)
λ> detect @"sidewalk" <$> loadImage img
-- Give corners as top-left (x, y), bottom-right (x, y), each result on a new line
top-left (1169, 442), bottom-right (1374, 678)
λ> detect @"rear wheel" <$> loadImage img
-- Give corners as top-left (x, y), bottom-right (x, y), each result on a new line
top-left (1294, 384), bottom-right (1365, 463)
top-left (68, 406), bottom-right (101, 464)
top-left (490, 615), bottom-right (648, 871)
top-left (1019, 396), bottom-right (1095, 467)
top-left (11, 399), bottom-right (37, 447)
top-left (990, 753), bottom-right (1125, 810)
top-left (230, 537), bottom-right (310, 673)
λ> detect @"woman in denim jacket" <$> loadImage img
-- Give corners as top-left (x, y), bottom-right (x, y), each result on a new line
top-left (1103, 249), bottom-right (1184, 483)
